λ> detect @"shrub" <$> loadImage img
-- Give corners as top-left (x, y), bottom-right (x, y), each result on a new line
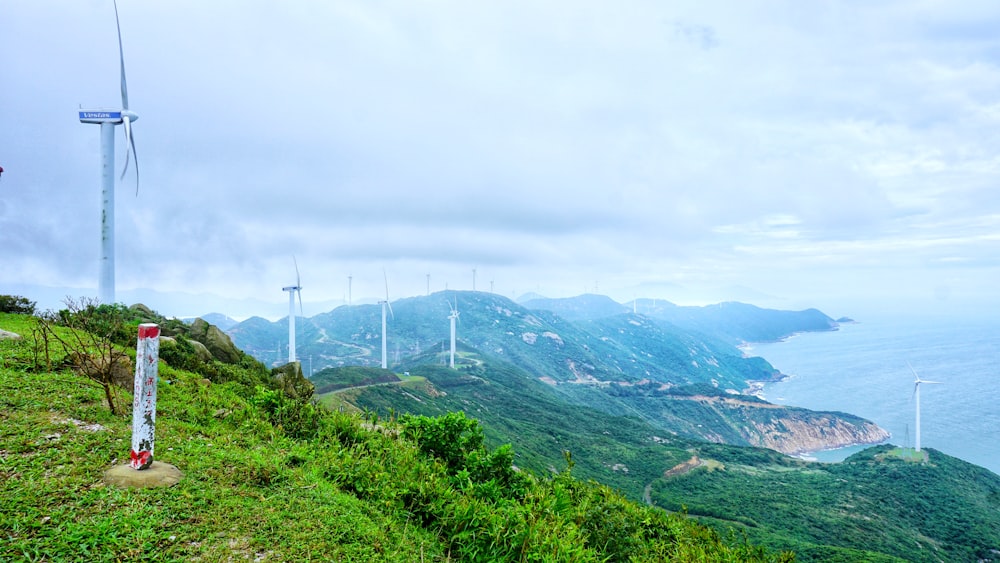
top-left (250, 385), bottom-right (322, 440)
top-left (34, 297), bottom-right (141, 414)
top-left (0, 294), bottom-right (35, 315)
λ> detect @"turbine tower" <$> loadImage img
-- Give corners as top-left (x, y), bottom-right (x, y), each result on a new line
top-left (78, 0), bottom-right (140, 304)
top-left (448, 299), bottom-right (460, 369)
top-left (347, 274), bottom-right (352, 306)
top-left (379, 270), bottom-right (394, 370)
top-left (909, 363), bottom-right (941, 453)
top-left (282, 258), bottom-right (303, 363)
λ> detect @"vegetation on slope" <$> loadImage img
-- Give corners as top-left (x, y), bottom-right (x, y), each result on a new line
top-left (332, 350), bottom-right (1000, 561)
top-left (0, 309), bottom-right (789, 562)
top-left (649, 444), bottom-right (1000, 562)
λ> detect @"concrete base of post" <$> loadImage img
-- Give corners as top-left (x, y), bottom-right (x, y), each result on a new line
top-left (104, 461), bottom-right (183, 488)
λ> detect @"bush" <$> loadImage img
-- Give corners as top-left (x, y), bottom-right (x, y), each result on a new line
top-left (34, 297), bottom-right (141, 415)
top-left (250, 385), bottom-right (323, 440)
top-left (0, 295), bottom-right (36, 315)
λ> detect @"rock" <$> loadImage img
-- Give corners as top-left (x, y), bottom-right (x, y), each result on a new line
top-left (128, 303), bottom-right (157, 322)
top-left (188, 318), bottom-right (241, 364)
top-left (70, 351), bottom-right (134, 391)
top-left (159, 335), bottom-right (214, 364)
top-left (104, 461), bottom-right (183, 488)
top-left (271, 361), bottom-right (314, 400)
top-left (0, 329), bottom-right (22, 340)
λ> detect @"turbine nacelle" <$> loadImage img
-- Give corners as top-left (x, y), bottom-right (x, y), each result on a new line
top-left (78, 109), bottom-right (138, 124)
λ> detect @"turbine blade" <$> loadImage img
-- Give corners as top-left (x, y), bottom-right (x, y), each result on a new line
top-left (120, 117), bottom-right (140, 194)
top-left (297, 289), bottom-right (304, 318)
top-left (906, 361), bottom-right (919, 382)
top-left (387, 301), bottom-right (394, 320)
top-left (114, 0), bottom-right (129, 110)
top-left (293, 255), bottom-right (301, 288)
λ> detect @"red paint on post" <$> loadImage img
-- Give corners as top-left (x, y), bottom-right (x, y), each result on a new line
top-left (137, 324), bottom-right (160, 340)
top-left (130, 323), bottom-right (160, 470)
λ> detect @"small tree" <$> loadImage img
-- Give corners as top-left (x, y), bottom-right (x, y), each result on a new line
top-left (0, 294), bottom-right (36, 315)
top-left (35, 297), bottom-right (140, 415)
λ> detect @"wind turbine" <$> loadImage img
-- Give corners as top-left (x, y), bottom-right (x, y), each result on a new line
top-left (909, 362), bottom-right (941, 453)
top-left (79, 0), bottom-right (140, 304)
top-left (379, 270), bottom-right (394, 370)
top-left (282, 258), bottom-right (304, 363)
top-left (448, 298), bottom-right (460, 369)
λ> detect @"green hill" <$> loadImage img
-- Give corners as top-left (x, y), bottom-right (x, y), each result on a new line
top-left (649, 444), bottom-right (1000, 562)
top-left (0, 310), bottom-right (788, 562)
top-left (325, 348), bottom-right (1000, 561)
top-left (231, 292), bottom-right (884, 455)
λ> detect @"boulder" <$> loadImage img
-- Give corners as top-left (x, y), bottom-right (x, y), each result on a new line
top-left (0, 329), bottom-right (22, 340)
top-left (70, 351), bottom-right (134, 390)
top-left (271, 361), bottom-right (314, 400)
top-left (159, 335), bottom-right (213, 364)
top-left (188, 318), bottom-right (241, 364)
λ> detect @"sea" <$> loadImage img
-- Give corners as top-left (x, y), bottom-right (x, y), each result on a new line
top-left (745, 313), bottom-right (1000, 476)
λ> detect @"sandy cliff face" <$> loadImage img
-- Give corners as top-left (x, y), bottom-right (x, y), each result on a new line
top-left (673, 395), bottom-right (891, 455)
top-left (744, 415), bottom-right (890, 455)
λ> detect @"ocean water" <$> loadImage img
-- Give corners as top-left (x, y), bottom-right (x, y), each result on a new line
top-left (745, 314), bottom-right (1000, 476)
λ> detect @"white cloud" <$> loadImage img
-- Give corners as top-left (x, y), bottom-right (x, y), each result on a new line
top-left (2, 0), bottom-right (1000, 317)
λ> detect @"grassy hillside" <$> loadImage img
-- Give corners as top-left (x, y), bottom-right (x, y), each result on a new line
top-left (329, 351), bottom-right (1000, 561)
top-left (649, 444), bottom-right (1000, 562)
top-left (0, 311), bottom-right (788, 562)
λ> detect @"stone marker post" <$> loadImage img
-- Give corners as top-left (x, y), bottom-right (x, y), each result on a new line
top-left (130, 323), bottom-right (160, 469)
top-left (104, 322), bottom-right (182, 488)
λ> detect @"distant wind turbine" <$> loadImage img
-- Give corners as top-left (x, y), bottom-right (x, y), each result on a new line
top-left (909, 362), bottom-right (941, 453)
top-left (379, 270), bottom-right (394, 370)
top-left (347, 274), bottom-right (352, 306)
top-left (472, 268), bottom-right (477, 291)
top-left (78, 0), bottom-right (140, 304)
top-left (282, 258), bottom-right (304, 363)
top-left (448, 298), bottom-right (460, 369)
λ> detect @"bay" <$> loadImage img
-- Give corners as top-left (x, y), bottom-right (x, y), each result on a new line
top-left (746, 314), bottom-right (1000, 475)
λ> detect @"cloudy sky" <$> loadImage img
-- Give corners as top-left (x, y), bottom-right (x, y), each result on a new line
top-left (3, 1), bottom-right (999, 318)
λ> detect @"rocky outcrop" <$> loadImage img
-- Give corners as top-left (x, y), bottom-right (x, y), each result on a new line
top-left (159, 336), bottom-right (214, 364)
top-left (669, 394), bottom-right (890, 456)
top-left (743, 414), bottom-right (890, 455)
top-left (188, 318), bottom-right (242, 364)
top-left (272, 361), bottom-right (314, 400)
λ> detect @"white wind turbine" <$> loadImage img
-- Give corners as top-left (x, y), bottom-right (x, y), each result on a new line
top-left (909, 362), bottom-right (941, 453)
top-left (448, 298), bottom-right (460, 369)
top-left (282, 258), bottom-right (304, 363)
top-left (78, 0), bottom-right (140, 304)
top-left (379, 270), bottom-right (394, 370)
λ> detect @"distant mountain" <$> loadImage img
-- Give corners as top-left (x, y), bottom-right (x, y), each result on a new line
top-left (637, 300), bottom-right (839, 344)
top-left (228, 291), bottom-right (784, 390)
top-left (521, 293), bottom-right (630, 320)
top-left (515, 291), bottom-right (548, 303)
top-left (183, 312), bottom-right (239, 331)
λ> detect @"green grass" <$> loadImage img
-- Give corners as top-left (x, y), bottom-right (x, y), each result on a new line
top-left (649, 444), bottom-right (1000, 562)
top-left (1, 312), bottom-right (789, 562)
